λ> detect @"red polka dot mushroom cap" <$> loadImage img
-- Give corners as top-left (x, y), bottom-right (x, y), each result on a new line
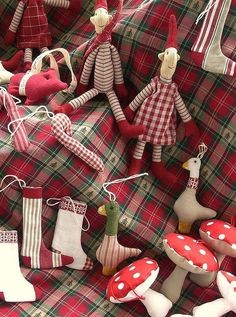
top-left (106, 257), bottom-right (159, 303)
top-left (200, 220), bottom-right (236, 257)
top-left (163, 233), bottom-right (218, 273)
top-left (217, 271), bottom-right (236, 308)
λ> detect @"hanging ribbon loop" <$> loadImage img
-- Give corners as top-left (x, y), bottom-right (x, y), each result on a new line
top-left (195, 0), bottom-right (217, 25)
top-left (197, 142), bottom-right (208, 159)
top-left (103, 173), bottom-right (148, 202)
top-left (0, 175), bottom-right (26, 193)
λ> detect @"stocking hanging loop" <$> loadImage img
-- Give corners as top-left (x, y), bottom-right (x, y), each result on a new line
top-left (197, 142), bottom-right (208, 159)
top-left (0, 175), bottom-right (26, 192)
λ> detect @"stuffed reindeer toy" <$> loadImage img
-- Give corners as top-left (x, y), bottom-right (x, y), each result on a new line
top-left (124, 15), bottom-right (200, 186)
top-left (53, 0), bottom-right (144, 139)
top-left (4, 0), bottom-right (81, 71)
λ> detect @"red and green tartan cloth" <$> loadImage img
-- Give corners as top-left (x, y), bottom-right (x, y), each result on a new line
top-left (0, 0), bottom-right (235, 316)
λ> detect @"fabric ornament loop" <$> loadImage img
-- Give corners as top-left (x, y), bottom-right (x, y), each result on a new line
top-left (0, 86), bottom-right (21, 111)
top-left (0, 175), bottom-right (26, 193)
top-left (197, 142), bottom-right (208, 159)
top-left (103, 173), bottom-right (148, 202)
top-left (8, 105), bottom-right (54, 138)
top-left (195, 0), bottom-right (217, 24)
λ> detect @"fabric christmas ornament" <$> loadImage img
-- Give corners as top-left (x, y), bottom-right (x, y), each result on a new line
top-left (96, 174), bottom-right (147, 276)
top-left (53, 0), bottom-right (145, 139)
top-left (160, 233), bottom-right (219, 303)
top-left (191, 0), bottom-right (236, 76)
top-left (51, 113), bottom-right (104, 172)
top-left (173, 143), bottom-right (216, 233)
top-left (48, 197), bottom-right (93, 270)
top-left (8, 48), bottom-right (77, 105)
top-left (106, 257), bottom-right (172, 317)
top-left (0, 51), bottom-right (24, 84)
top-left (0, 230), bottom-right (42, 302)
top-left (4, 0), bottom-right (81, 71)
top-left (0, 87), bottom-right (30, 152)
top-left (123, 15), bottom-right (200, 186)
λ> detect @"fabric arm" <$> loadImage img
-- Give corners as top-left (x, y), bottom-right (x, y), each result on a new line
top-left (80, 49), bottom-right (98, 85)
top-left (110, 45), bottom-right (125, 84)
top-left (44, 0), bottom-right (69, 8)
top-left (129, 82), bottom-right (153, 111)
top-left (175, 91), bottom-right (191, 122)
top-left (9, 1), bottom-right (25, 33)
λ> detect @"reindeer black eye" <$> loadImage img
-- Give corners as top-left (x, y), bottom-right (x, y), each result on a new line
top-left (194, 160), bottom-right (197, 163)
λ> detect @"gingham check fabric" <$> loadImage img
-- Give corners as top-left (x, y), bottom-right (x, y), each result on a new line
top-left (0, 0), bottom-right (235, 316)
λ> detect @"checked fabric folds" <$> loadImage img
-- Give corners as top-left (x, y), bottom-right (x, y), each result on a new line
top-left (0, 0), bottom-right (235, 316)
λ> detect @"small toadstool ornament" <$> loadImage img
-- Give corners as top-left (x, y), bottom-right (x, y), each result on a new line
top-left (191, 271), bottom-right (236, 317)
top-left (96, 201), bottom-right (141, 276)
top-left (173, 143), bottom-right (217, 233)
top-left (160, 233), bottom-right (218, 303)
top-left (106, 257), bottom-right (173, 317)
top-left (123, 15), bottom-right (199, 185)
top-left (5, 0), bottom-right (81, 71)
top-left (190, 218), bottom-right (236, 287)
top-left (53, 0), bottom-right (144, 139)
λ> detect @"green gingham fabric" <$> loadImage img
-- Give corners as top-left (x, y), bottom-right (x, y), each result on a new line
top-left (0, 0), bottom-right (235, 316)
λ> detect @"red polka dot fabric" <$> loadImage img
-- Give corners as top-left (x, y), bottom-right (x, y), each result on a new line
top-left (164, 233), bottom-right (218, 272)
top-left (201, 220), bottom-right (236, 248)
top-left (106, 257), bottom-right (158, 302)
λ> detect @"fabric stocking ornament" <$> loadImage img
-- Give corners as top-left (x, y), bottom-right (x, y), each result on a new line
top-left (49, 197), bottom-right (93, 270)
top-left (0, 230), bottom-right (42, 302)
top-left (51, 113), bottom-right (104, 172)
top-left (191, 0), bottom-right (236, 76)
top-left (0, 87), bottom-right (30, 152)
top-left (21, 186), bottom-right (74, 269)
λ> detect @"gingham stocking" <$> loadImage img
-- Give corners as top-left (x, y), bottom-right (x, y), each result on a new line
top-left (0, 230), bottom-right (42, 302)
top-left (51, 113), bottom-right (104, 172)
top-left (51, 197), bottom-right (93, 270)
top-left (191, 0), bottom-right (236, 76)
top-left (21, 186), bottom-right (74, 269)
top-left (0, 88), bottom-right (30, 152)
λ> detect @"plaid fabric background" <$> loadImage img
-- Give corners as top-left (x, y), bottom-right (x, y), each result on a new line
top-left (0, 0), bottom-right (235, 316)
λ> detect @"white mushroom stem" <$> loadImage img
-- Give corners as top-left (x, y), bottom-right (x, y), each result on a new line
top-left (140, 288), bottom-right (172, 317)
top-left (160, 266), bottom-right (188, 303)
top-left (193, 298), bottom-right (231, 317)
top-left (190, 252), bottom-right (225, 287)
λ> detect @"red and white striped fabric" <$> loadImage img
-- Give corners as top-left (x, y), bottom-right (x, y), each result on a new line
top-left (130, 76), bottom-right (191, 145)
top-left (51, 113), bottom-right (104, 172)
top-left (0, 89), bottom-right (29, 152)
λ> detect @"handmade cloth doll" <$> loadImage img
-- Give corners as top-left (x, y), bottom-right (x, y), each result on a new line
top-left (4, 0), bottom-right (81, 71)
top-left (53, 0), bottom-right (144, 139)
top-left (123, 15), bottom-right (200, 185)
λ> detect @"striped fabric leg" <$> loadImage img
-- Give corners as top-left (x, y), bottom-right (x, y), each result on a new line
top-left (106, 90), bottom-right (126, 122)
top-left (152, 145), bottom-right (162, 162)
top-left (1, 90), bottom-right (30, 152)
top-left (23, 48), bottom-right (32, 63)
top-left (21, 187), bottom-right (74, 269)
top-left (133, 140), bottom-right (146, 159)
top-left (44, 0), bottom-right (70, 8)
top-left (128, 141), bottom-right (146, 176)
top-left (70, 88), bottom-right (99, 110)
top-left (40, 47), bottom-right (49, 54)
top-left (191, 0), bottom-right (236, 76)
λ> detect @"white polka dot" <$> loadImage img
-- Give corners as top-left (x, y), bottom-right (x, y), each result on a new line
top-left (224, 224), bottom-right (231, 229)
top-left (115, 276), bottom-right (120, 282)
top-left (129, 266), bottom-right (136, 271)
top-left (207, 222), bottom-right (214, 226)
top-left (193, 239), bottom-right (197, 243)
top-left (199, 249), bottom-right (206, 255)
top-left (207, 231), bottom-right (211, 236)
top-left (110, 296), bottom-right (115, 302)
top-left (118, 283), bottom-right (124, 290)
top-left (232, 244), bottom-right (236, 250)
top-left (188, 260), bottom-right (193, 265)
top-left (202, 263), bottom-right (208, 270)
top-left (184, 245), bottom-right (191, 251)
top-left (177, 235), bottom-right (185, 240)
top-left (146, 260), bottom-right (154, 264)
top-left (218, 234), bottom-right (225, 240)
top-left (133, 273), bottom-right (141, 279)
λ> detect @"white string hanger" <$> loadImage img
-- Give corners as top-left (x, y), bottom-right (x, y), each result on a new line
top-left (195, 0), bottom-right (217, 24)
top-left (0, 86), bottom-right (22, 110)
top-left (0, 175), bottom-right (26, 193)
top-left (197, 142), bottom-right (208, 160)
top-left (103, 173), bottom-right (148, 202)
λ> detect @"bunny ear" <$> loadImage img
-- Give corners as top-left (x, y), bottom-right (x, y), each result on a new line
top-left (197, 142), bottom-right (208, 159)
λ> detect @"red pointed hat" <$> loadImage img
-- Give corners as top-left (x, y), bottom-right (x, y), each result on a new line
top-left (166, 15), bottom-right (178, 49)
top-left (95, 0), bottom-right (108, 10)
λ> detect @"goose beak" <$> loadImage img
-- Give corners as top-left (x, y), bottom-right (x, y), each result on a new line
top-left (182, 161), bottom-right (189, 170)
top-left (98, 205), bottom-right (107, 216)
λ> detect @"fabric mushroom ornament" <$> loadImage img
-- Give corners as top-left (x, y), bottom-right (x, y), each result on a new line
top-left (106, 257), bottom-right (173, 317)
top-left (51, 113), bottom-right (104, 172)
top-left (173, 143), bottom-right (217, 233)
top-left (190, 218), bottom-right (236, 287)
top-left (160, 233), bottom-right (218, 303)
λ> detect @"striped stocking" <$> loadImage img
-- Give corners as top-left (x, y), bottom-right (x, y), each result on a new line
top-left (191, 0), bottom-right (236, 76)
top-left (51, 197), bottom-right (93, 270)
top-left (21, 186), bottom-right (74, 269)
top-left (0, 230), bottom-right (42, 302)
top-left (128, 141), bottom-right (146, 176)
